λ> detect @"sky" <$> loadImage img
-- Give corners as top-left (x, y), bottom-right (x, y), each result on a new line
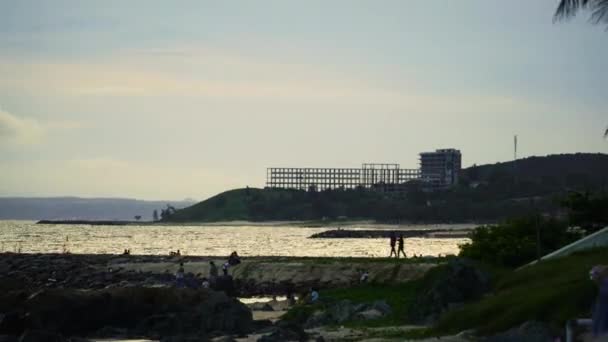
top-left (0, 0), bottom-right (607, 201)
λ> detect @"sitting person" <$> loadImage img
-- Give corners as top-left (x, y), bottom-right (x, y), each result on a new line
top-left (222, 262), bottom-right (230, 276)
top-left (228, 251), bottom-right (241, 266)
top-left (360, 271), bottom-right (369, 283)
top-left (309, 287), bottom-right (319, 303)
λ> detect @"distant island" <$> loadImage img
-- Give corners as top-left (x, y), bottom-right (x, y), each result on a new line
top-left (164, 153), bottom-right (608, 223)
top-left (0, 197), bottom-right (194, 221)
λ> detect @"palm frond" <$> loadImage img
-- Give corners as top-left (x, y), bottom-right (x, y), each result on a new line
top-left (554, 0), bottom-right (590, 22)
top-left (589, 0), bottom-right (608, 24)
top-left (554, 0), bottom-right (608, 24)
top-left (604, 127), bottom-right (608, 139)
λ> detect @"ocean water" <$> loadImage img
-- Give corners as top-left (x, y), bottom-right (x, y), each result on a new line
top-left (0, 221), bottom-right (472, 258)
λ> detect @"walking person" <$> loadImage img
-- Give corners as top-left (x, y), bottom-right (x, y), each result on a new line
top-left (397, 234), bottom-right (406, 258)
top-left (389, 232), bottom-right (397, 258)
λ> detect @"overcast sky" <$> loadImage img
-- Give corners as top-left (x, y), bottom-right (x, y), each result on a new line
top-left (0, 0), bottom-right (606, 201)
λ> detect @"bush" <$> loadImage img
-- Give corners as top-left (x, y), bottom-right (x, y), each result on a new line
top-left (459, 216), bottom-right (580, 268)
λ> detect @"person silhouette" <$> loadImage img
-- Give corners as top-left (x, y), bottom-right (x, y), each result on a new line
top-left (389, 232), bottom-right (397, 258)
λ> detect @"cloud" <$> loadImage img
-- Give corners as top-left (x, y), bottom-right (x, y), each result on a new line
top-left (0, 106), bottom-right (83, 145)
top-left (0, 157), bottom-right (252, 200)
top-left (0, 107), bottom-right (44, 144)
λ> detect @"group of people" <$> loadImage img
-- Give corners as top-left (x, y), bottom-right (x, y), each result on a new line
top-left (174, 251), bottom-right (242, 289)
top-left (389, 232), bottom-right (406, 258)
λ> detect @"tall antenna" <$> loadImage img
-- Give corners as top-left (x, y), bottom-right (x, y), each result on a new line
top-left (514, 135), bottom-right (518, 160)
top-left (513, 135), bottom-right (518, 185)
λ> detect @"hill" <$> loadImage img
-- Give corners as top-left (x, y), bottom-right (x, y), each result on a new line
top-left (463, 153), bottom-right (608, 190)
top-left (0, 197), bottom-right (195, 221)
top-left (167, 153), bottom-right (608, 223)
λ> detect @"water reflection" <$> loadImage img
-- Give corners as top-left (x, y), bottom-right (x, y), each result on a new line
top-left (0, 221), bottom-right (471, 257)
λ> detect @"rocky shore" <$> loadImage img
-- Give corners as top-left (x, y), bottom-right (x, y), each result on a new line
top-left (0, 253), bottom-right (438, 295)
top-left (0, 252), bottom-right (441, 341)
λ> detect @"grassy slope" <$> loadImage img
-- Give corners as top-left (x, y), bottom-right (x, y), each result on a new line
top-left (166, 188), bottom-right (254, 222)
top-left (427, 248), bottom-right (607, 336)
top-left (282, 248), bottom-right (607, 338)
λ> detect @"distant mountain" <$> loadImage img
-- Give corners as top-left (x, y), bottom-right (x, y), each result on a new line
top-left (0, 197), bottom-right (195, 221)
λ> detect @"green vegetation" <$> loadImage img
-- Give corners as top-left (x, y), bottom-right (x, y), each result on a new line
top-left (459, 216), bottom-right (581, 268)
top-left (426, 248), bottom-right (606, 336)
top-left (166, 153), bottom-right (608, 223)
top-left (282, 249), bottom-right (606, 339)
top-left (282, 260), bottom-right (497, 328)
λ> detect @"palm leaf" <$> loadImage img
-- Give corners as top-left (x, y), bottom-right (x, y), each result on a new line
top-left (554, 0), bottom-right (608, 24)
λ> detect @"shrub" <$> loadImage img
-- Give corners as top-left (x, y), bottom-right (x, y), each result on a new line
top-left (459, 216), bottom-right (580, 268)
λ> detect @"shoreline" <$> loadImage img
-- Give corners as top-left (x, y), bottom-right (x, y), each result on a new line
top-left (0, 252), bottom-right (442, 297)
top-left (35, 218), bottom-right (485, 228)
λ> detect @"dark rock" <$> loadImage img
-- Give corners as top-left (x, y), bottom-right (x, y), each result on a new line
top-left (213, 276), bottom-right (236, 297)
top-left (408, 258), bottom-right (491, 324)
top-left (209, 336), bottom-right (236, 342)
top-left (353, 309), bottom-right (383, 321)
top-left (257, 321), bottom-right (307, 342)
top-left (251, 320), bottom-right (274, 332)
top-left (5, 288), bottom-right (252, 338)
top-left (370, 300), bottom-right (392, 315)
top-left (136, 314), bottom-right (182, 336)
top-left (248, 303), bottom-right (274, 312)
top-left (161, 334), bottom-right (209, 342)
top-left (0, 312), bottom-right (25, 334)
top-left (18, 330), bottom-right (64, 342)
top-left (483, 321), bottom-right (554, 342)
top-left (303, 299), bottom-right (387, 328)
top-left (0, 335), bottom-right (19, 342)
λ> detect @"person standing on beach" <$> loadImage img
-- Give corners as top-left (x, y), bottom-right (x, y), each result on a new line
top-left (397, 234), bottom-right (406, 258)
top-left (389, 232), bottom-right (397, 258)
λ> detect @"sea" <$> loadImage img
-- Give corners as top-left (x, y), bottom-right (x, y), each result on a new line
top-left (0, 221), bottom-right (473, 258)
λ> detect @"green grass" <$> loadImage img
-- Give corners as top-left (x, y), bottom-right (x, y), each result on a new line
top-left (323, 281), bottom-right (421, 327)
top-left (281, 282), bottom-right (420, 328)
top-left (427, 248), bottom-right (607, 336)
top-left (282, 263), bottom-right (459, 328)
top-left (282, 248), bottom-right (608, 339)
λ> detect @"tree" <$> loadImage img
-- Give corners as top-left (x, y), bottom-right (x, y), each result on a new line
top-left (153, 209), bottom-right (159, 221)
top-left (554, 0), bottom-right (608, 25)
top-left (554, 1), bottom-right (608, 138)
top-left (134, 215), bottom-right (142, 221)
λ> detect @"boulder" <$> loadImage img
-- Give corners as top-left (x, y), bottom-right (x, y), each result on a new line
top-left (18, 331), bottom-right (64, 342)
top-left (483, 321), bottom-right (554, 342)
top-left (0, 313), bottom-right (25, 334)
top-left (0, 335), bottom-right (18, 342)
top-left (248, 303), bottom-right (274, 312)
top-left (353, 309), bottom-right (383, 321)
top-left (256, 321), bottom-right (307, 342)
top-left (303, 300), bottom-right (391, 328)
top-left (3, 288), bottom-right (252, 338)
top-left (408, 258), bottom-right (491, 324)
top-left (370, 300), bottom-right (392, 315)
